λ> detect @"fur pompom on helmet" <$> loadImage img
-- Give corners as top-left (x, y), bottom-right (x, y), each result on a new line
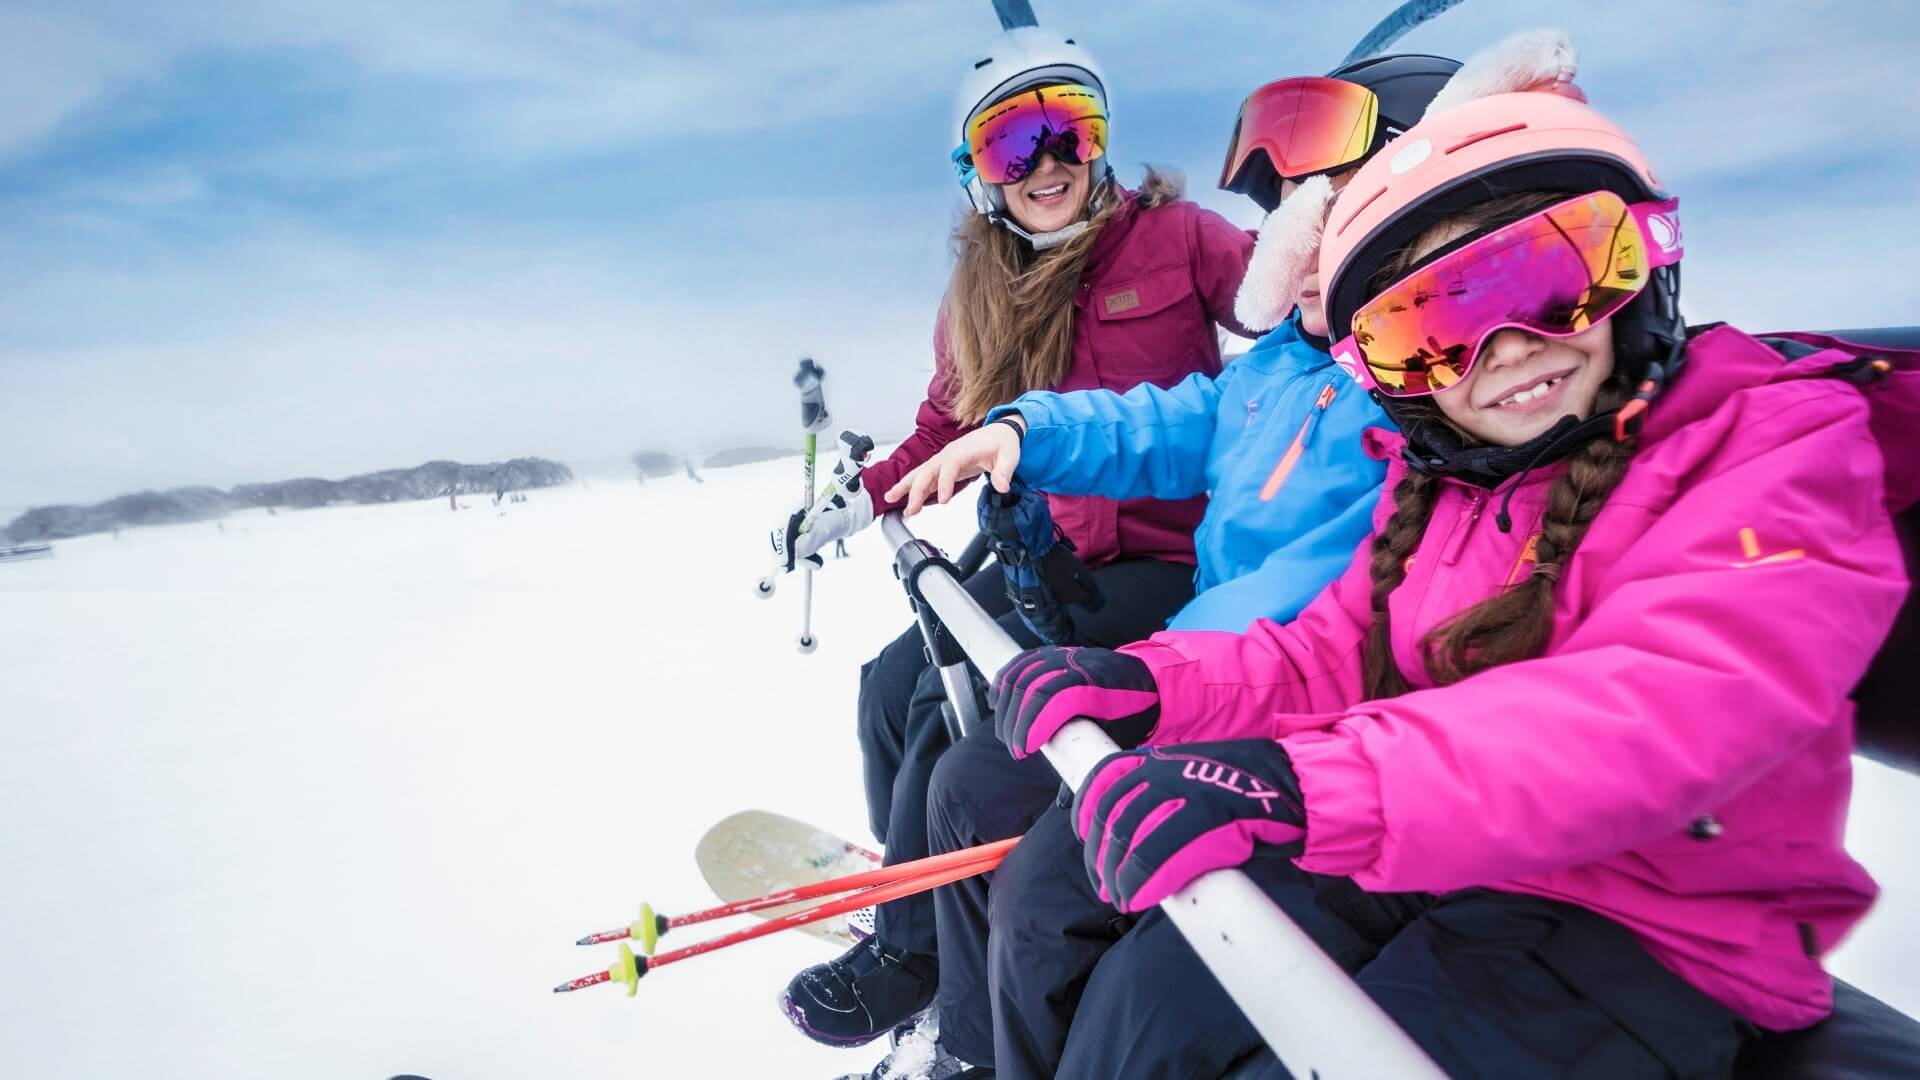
top-left (1423, 29), bottom-right (1584, 116)
top-left (1234, 173), bottom-right (1336, 333)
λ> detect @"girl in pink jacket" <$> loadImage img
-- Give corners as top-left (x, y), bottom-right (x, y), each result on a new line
top-left (987, 33), bottom-right (1915, 1080)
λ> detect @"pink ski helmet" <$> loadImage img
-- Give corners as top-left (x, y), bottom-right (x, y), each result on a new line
top-left (1320, 90), bottom-right (1674, 346)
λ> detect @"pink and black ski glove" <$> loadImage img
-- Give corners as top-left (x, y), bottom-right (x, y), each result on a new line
top-left (990, 646), bottom-right (1160, 761)
top-left (1073, 740), bottom-right (1307, 914)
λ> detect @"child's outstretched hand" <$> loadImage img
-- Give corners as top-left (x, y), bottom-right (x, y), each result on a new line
top-left (886, 417), bottom-right (1024, 516)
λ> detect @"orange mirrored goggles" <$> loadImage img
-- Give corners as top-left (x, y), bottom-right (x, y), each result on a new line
top-left (1219, 76), bottom-right (1380, 191)
top-left (964, 82), bottom-right (1108, 186)
top-left (1330, 191), bottom-right (1684, 398)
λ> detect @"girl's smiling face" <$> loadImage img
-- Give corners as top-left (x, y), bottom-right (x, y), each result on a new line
top-left (1409, 220), bottom-right (1617, 446)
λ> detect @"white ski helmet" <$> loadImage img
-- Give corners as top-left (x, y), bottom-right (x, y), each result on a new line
top-left (952, 27), bottom-right (1113, 248)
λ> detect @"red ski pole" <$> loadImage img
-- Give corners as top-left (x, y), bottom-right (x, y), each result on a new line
top-left (575, 835), bottom-right (1019, 950)
top-left (556, 853), bottom-right (1002, 996)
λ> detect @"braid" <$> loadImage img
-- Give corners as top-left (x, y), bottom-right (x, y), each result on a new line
top-left (1421, 383), bottom-right (1637, 684)
top-left (1363, 190), bottom-right (1650, 694)
top-left (1363, 469), bottom-right (1439, 699)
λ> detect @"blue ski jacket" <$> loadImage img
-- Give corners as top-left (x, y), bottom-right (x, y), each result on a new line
top-left (990, 313), bottom-right (1391, 634)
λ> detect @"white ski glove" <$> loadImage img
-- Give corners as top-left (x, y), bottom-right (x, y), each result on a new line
top-left (770, 477), bottom-right (874, 572)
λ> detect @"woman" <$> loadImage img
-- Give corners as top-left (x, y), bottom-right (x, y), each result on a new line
top-left (879, 53), bottom-right (1461, 1076)
top-left (771, 27), bottom-right (1258, 1052)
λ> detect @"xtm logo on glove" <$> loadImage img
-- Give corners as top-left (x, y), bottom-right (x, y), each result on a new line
top-left (1180, 760), bottom-right (1290, 815)
top-left (1074, 741), bottom-right (1308, 914)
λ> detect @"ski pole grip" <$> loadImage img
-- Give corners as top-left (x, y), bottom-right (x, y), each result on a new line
top-left (794, 358), bottom-right (831, 434)
top-left (840, 430), bottom-right (876, 464)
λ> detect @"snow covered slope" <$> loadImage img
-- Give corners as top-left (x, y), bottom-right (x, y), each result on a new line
top-left (0, 457), bottom-right (1914, 1079)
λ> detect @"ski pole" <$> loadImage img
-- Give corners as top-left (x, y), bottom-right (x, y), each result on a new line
top-left (794, 359), bottom-right (832, 652)
top-left (575, 836), bottom-right (1017, 951)
top-left (555, 855), bottom-right (995, 996)
top-left (756, 427), bottom-right (875, 603)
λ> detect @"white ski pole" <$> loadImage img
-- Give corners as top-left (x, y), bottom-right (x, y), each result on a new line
top-left (880, 512), bottom-right (1445, 1080)
top-left (795, 359), bottom-right (830, 652)
top-left (755, 359), bottom-right (831, 605)
top-left (796, 437), bottom-right (820, 652)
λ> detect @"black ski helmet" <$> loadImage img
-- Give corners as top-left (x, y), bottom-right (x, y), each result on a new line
top-left (1224, 52), bottom-right (1462, 213)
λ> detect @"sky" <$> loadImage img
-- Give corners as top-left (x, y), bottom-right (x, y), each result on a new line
top-left (3, 0), bottom-right (1918, 511)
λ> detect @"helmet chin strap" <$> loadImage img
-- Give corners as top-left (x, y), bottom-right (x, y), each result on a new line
top-left (994, 215), bottom-right (1092, 251)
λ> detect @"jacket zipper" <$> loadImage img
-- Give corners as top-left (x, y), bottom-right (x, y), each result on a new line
top-left (1442, 487), bottom-right (1489, 565)
top-left (1259, 380), bottom-right (1338, 502)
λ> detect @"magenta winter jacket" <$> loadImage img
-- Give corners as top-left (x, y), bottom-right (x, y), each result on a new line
top-left (861, 188), bottom-right (1257, 568)
top-left (1118, 326), bottom-right (1913, 1030)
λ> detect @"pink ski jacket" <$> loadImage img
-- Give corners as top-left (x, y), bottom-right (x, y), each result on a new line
top-left (1120, 325), bottom-right (1916, 1029)
top-left (862, 186), bottom-right (1257, 568)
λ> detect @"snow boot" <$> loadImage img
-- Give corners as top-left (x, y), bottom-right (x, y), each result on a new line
top-left (783, 936), bottom-right (938, 1048)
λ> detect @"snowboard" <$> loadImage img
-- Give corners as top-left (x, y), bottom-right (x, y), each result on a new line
top-left (695, 809), bottom-right (881, 946)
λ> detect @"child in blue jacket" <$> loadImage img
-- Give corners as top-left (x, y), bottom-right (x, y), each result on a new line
top-left (982, 307), bottom-right (1386, 635)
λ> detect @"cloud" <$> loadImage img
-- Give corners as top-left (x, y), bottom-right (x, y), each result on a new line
top-left (0, 1), bottom-right (982, 165)
top-left (3, 0), bottom-right (1918, 509)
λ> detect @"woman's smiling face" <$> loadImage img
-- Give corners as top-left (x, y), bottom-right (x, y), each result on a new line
top-left (1003, 153), bottom-right (1091, 234)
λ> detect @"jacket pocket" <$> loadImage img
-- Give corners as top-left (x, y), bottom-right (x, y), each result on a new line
top-left (1089, 264), bottom-right (1211, 380)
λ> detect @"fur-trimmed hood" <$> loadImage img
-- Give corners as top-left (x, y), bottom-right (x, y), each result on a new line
top-left (1235, 174), bottom-right (1335, 332)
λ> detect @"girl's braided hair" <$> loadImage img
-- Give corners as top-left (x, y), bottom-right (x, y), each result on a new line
top-left (1362, 192), bottom-right (1637, 698)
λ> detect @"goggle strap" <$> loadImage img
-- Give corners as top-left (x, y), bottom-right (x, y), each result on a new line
top-left (1329, 335), bottom-right (1369, 389)
top-left (1630, 197), bottom-right (1683, 268)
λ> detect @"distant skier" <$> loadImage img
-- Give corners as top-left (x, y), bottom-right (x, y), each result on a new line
top-left (984, 33), bottom-right (1918, 1077)
top-left (772, 26), bottom-right (1258, 1063)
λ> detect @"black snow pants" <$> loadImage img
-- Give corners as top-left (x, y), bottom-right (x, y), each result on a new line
top-left (979, 805), bottom-right (1754, 1080)
top-left (925, 729), bottom-right (1069, 1062)
top-left (856, 557), bottom-right (1193, 957)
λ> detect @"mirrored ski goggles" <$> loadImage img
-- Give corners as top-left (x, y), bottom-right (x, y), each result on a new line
top-left (1331, 191), bottom-right (1683, 398)
top-left (963, 82), bottom-right (1108, 186)
top-left (1219, 76), bottom-right (1380, 189)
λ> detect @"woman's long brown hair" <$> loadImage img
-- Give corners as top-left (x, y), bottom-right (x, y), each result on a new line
top-left (1362, 192), bottom-right (1638, 698)
top-left (942, 168), bottom-right (1184, 424)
